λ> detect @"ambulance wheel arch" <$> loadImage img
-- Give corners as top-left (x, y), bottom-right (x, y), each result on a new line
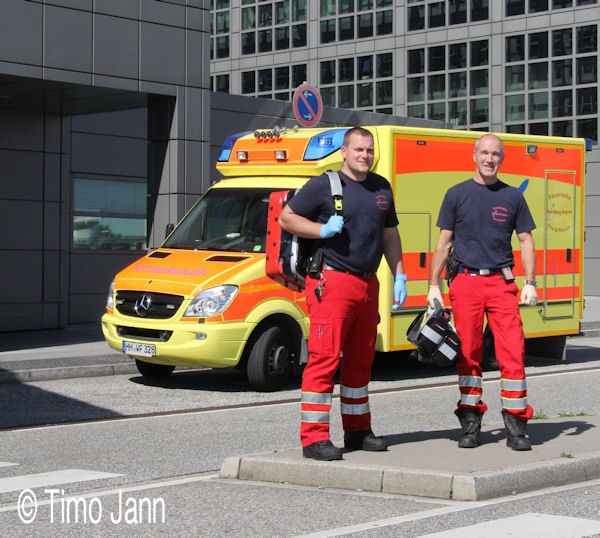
top-left (243, 314), bottom-right (304, 391)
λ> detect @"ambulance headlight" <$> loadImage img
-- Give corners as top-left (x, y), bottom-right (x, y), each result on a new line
top-left (184, 285), bottom-right (239, 317)
top-left (106, 280), bottom-right (115, 309)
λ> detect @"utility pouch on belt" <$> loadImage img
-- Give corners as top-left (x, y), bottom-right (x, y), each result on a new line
top-left (500, 266), bottom-right (515, 282)
top-left (307, 248), bottom-right (324, 279)
top-left (445, 249), bottom-right (459, 284)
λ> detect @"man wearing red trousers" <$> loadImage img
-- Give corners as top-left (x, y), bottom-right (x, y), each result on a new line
top-left (428, 133), bottom-right (537, 451)
top-left (278, 127), bottom-right (407, 461)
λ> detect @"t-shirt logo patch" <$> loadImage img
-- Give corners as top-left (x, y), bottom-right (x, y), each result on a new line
top-left (375, 194), bottom-right (389, 211)
top-left (491, 206), bottom-right (509, 222)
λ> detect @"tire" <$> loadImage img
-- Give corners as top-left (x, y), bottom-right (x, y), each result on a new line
top-left (247, 325), bottom-right (292, 392)
top-left (482, 325), bottom-right (499, 371)
top-left (135, 359), bottom-right (175, 379)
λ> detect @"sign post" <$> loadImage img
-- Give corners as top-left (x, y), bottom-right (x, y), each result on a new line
top-left (292, 84), bottom-right (323, 128)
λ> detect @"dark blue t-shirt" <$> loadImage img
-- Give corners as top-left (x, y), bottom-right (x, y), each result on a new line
top-left (436, 178), bottom-right (536, 269)
top-left (288, 171), bottom-right (398, 274)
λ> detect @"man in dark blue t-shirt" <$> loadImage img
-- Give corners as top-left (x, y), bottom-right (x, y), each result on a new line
top-left (428, 133), bottom-right (537, 451)
top-left (279, 127), bottom-right (407, 461)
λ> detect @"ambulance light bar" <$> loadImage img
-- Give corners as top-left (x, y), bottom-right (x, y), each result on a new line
top-left (217, 131), bottom-right (252, 162)
top-left (304, 128), bottom-right (348, 161)
top-left (585, 138), bottom-right (593, 152)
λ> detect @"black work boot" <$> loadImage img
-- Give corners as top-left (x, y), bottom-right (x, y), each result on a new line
top-left (502, 410), bottom-right (532, 451)
top-left (302, 440), bottom-right (344, 461)
top-left (344, 430), bottom-right (388, 451)
top-left (454, 408), bottom-right (483, 448)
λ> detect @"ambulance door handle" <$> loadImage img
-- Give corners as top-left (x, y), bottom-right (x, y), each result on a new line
top-left (419, 252), bottom-right (426, 268)
top-left (566, 248), bottom-right (572, 263)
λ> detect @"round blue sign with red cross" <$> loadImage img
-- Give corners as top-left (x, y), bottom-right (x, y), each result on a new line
top-left (293, 84), bottom-right (323, 128)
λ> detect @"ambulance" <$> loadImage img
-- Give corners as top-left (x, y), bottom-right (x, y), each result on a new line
top-left (101, 125), bottom-right (588, 391)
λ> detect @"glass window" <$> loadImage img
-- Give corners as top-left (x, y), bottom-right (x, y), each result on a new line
top-left (552, 89), bottom-right (573, 116)
top-left (292, 0), bottom-right (307, 20)
top-left (274, 92), bottom-right (290, 101)
top-left (506, 124), bottom-right (526, 133)
top-left (529, 32), bottom-right (548, 59)
top-left (258, 29), bottom-right (272, 52)
top-left (242, 7), bottom-right (256, 30)
top-left (376, 0), bottom-right (393, 6)
top-left (529, 62), bottom-right (548, 89)
top-left (276, 0), bottom-right (289, 23)
top-left (242, 71), bottom-right (255, 94)
top-left (449, 43), bottom-right (467, 69)
top-left (216, 12), bottom-right (230, 33)
top-left (407, 104), bottom-right (425, 118)
top-left (506, 94), bottom-right (525, 121)
top-left (552, 59), bottom-right (572, 86)
top-left (339, 0), bottom-right (354, 13)
top-left (339, 16), bottom-right (355, 40)
top-left (577, 87), bottom-right (597, 114)
top-left (339, 58), bottom-right (354, 81)
top-left (449, 71), bottom-right (467, 97)
top-left (242, 32), bottom-right (256, 55)
top-left (258, 69), bottom-right (273, 92)
top-left (552, 120), bottom-right (573, 137)
top-left (408, 5), bottom-right (425, 31)
top-left (377, 53), bottom-right (393, 77)
top-left (577, 26), bottom-right (598, 53)
top-left (321, 60), bottom-right (336, 84)
top-left (321, 87), bottom-right (336, 106)
top-left (470, 98), bottom-right (489, 123)
top-left (292, 64), bottom-right (307, 87)
top-left (407, 77), bottom-right (425, 102)
top-left (529, 122), bottom-right (549, 135)
top-left (449, 100), bottom-right (467, 125)
top-left (358, 13), bottom-right (373, 37)
top-left (529, 0), bottom-right (548, 12)
top-left (408, 49), bottom-right (425, 74)
top-left (376, 107), bottom-right (393, 115)
top-left (470, 69), bottom-right (488, 95)
top-left (471, 0), bottom-right (489, 21)
top-left (428, 102), bottom-right (446, 121)
top-left (339, 85), bottom-right (354, 107)
top-left (357, 82), bottom-right (373, 106)
top-left (577, 0), bottom-right (598, 4)
top-left (258, 4), bottom-right (272, 26)
top-left (429, 2), bottom-right (446, 27)
top-left (506, 0), bottom-right (525, 15)
top-left (471, 40), bottom-right (488, 66)
top-left (506, 35), bottom-right (525, 62)
top-left (216, 0), bottom-right (229, 8)
top-left (577, 118), bottom-right (598, 142)
top-left (320, 19), bottom-right (336, 43)
top-left (376, 80), bottom-right (393, 104)
top-left (506, 65), bottom-right (525, 91)
top-left (376, 9), bottom-right (392, 34)
top-left (321, 0), bottom-right (336, 16)
top-left (552, 0), bottom-right (573, 7)
top-left (358, 0), bottom-right (372, 10)
top-left (428, 74), bottom-right (445, 99)
top-left (216, 36), bottom-right (229, 58)
top-left (577, 57), bottom-right (597, 84)
top-left (276, 26), bottom-right (289, 49)
top-left (449, 0), bottom-right (467, 24)
top-left (358, 55), bottom-right (373, 79)
top-left (429, 46), bottom-right (445, 72)
top-left (529, 92), bottom-right (549, 119)
top-left (552, 29), bottom-right (572, 56)
top-left (216, 74), bottom-right (229, 93)
top-left (275, 66), bottom-right (289, 89)
top-left (292, 23), bottom-right (307, 47)
top-left (73, 178), bottom-right (146, 250)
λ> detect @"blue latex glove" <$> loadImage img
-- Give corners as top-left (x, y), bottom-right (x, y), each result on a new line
top-left (319, 215), bottom-right (344, 238)
top-left (392, 273), bottom-right (407, 310)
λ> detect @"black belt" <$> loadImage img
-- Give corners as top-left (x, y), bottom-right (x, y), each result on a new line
top-left (457, 265), bottom-right (500, 276)
top-left (323, 263), bottom-right (373, 279)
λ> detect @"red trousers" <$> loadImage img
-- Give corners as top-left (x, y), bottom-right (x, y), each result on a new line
top-left (300, 269), bottom-right (380, 447)
top-left (449, 273), bottom-right (533, 421)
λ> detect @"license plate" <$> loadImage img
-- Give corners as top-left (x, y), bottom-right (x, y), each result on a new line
top-left (122, 341), bottom-right (156, 357)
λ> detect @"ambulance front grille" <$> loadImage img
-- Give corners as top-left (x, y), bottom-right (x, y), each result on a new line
top-left (116, 291), bottom-right (184, 319)
top-left (116, 326), bottom-right (173, 342)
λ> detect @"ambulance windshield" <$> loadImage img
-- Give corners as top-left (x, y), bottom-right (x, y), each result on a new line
top-left (163, 188), bottom-right (276, 253)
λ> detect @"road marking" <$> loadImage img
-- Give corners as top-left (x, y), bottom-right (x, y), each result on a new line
top-left (0, 469), bottom-right (122, 494)
top-left (419, 513), bottom-right (600, 537)
top-left (0, 462), bottom-right (18, 468)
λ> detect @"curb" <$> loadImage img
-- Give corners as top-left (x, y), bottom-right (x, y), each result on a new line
top-left (0, 362), bottom-right (139, 384)
top-left (220, 449), bottom-right (600, 501)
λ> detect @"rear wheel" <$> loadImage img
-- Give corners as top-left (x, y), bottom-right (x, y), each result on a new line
top-left (135, 359), bottom-right (175, 379)
top-left (247, 325), bottom-right (292, 392)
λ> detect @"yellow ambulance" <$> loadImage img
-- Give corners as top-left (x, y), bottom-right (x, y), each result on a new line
top-left (101, 125), bottom-right (588, 390)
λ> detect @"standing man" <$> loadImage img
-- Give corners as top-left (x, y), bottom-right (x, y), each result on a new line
top-left (428, 133), bottom-right (537, 451)
top-left (278, 127), bottom-right (407, 461)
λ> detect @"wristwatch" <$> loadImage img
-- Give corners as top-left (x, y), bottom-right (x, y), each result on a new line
top-left (524, 280), bottom-right (537, 286)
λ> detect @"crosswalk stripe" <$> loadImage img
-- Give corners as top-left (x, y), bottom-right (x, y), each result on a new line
top-left (0, 462), bottom-right (18, 468)
top-left (0, 469), bottom-right (122, 494)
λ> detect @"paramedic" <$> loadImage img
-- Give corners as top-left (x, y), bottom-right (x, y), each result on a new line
top-left (278, 127), bottom-right (407, 461)
top-left (428, 133), bottom-right (537, 451)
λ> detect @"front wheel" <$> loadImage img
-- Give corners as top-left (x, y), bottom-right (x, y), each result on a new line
top-left (135, 359), bottom-right (175, 379)
top-left (247, 325), bottom-right (293, 392)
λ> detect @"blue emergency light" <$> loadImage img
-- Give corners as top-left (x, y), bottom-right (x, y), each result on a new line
top-left (304, 128), bottom-right (348, 160)
top-left (217, 131), bottom-right (252, 162)
top-left (585, 138), bottom-right (593, 152)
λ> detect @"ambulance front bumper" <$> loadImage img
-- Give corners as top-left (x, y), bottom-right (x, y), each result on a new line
top-left (101, 312), bottom-right (251, 369)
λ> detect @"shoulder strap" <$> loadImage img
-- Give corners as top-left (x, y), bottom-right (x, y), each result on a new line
top-left (325, 170), bottom-right (343, 215)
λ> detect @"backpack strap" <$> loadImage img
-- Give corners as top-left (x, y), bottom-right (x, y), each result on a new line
top-left (325, 170), bottom-right (343, 216)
